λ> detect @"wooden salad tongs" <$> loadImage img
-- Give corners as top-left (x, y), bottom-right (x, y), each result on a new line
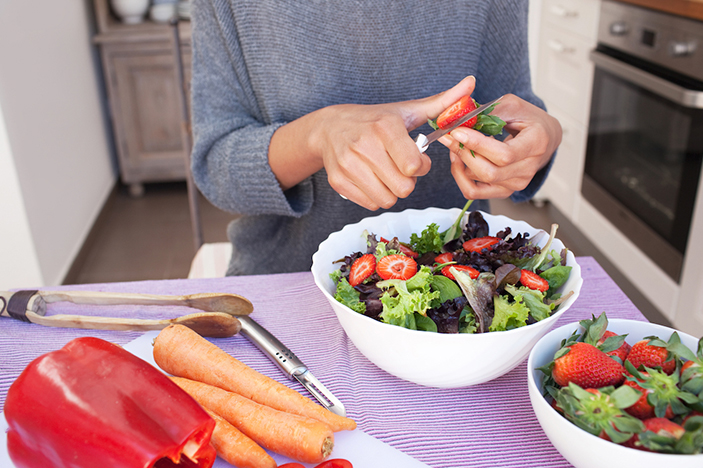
top-left (0, 290), bottom-right (254, 338)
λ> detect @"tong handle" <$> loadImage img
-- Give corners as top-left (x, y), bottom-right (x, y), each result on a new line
top-left (1, 290), bottom-right (253, 316)
top-left (238, 316), bottom-right (306, 377)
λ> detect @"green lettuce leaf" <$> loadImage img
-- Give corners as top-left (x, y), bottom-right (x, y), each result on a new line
top-left (505, 284), bottom-right (553, 322)
top-left (459, 307), bottom-right (478, 334)
top-left (409, 223), bottom-right (444, 255)
top-left (378, 268), bottom-right (440, 328)
top-left (490, 294), bottom-right (530, 332)
top-left (540, 264), bottom-right (572, 298)
top-left (333, 278), bottom-right (366, 314)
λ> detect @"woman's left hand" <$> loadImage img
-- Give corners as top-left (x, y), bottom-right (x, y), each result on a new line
top-left (439, 94), bottom-right (562, 200)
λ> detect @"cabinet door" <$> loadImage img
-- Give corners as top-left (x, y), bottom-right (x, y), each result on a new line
top-left (107, 51), bottom-right (187, 184)
top-left (535, 27), bottom-right (595, 126)
top-left (535, 107), bottom-right (587, 219)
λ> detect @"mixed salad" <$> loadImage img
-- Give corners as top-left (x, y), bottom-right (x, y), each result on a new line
top-left (330, 205), bottom-right (574, 334)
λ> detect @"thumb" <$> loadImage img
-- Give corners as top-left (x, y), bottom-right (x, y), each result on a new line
top-left (405, 75), bottom-right (476, 130)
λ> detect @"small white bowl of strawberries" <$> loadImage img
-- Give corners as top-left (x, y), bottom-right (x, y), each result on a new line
top-left (527, 313), bottom-right (703, 468)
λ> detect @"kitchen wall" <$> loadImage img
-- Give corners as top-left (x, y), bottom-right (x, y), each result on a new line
top-left (0, 0), bottom-right (115, 289)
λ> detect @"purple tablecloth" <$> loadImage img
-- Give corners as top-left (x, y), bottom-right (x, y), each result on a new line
top-left (0, 256), bottom-right (646, 468)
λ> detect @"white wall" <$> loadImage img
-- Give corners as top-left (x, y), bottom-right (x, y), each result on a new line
top-left (529, 0), bottom-right (543, 86)
top-left (0, 104), bottom-right (43, 288)
top-left (0, 0), bottom-right (115, 288)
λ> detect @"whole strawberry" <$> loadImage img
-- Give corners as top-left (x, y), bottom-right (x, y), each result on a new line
top-left (578, 312), bottom-right (630, 363)
top-left (634, 415), bottom-right (703, 454)
top-left (555, 383), bottom-right (644, 444)
top-left (553, 342), bottom-right (626, 389)
top-left (598, 330), bottom-right (632, 363)
top-left (623, 417), bottom-right (685, 452)
top-left (622, 361), bottom-right (698, 420)
top-left (626, 335), bottom-right (677, 375)
top-left (677, 336), bottom-right (703, 398)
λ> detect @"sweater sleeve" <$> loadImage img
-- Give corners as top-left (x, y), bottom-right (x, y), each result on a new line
top-left (476, 0), bottom-right (556, 203)
top-left (188, 0), bottom-right (313, 217)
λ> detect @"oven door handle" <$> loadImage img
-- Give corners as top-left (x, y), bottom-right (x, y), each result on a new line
top-left (590, 49), bottom-right (703, 109)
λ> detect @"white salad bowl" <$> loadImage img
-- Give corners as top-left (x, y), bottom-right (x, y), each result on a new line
top-left (527, 318), bottom-right (703, 468)
top-left (311, 208), bottom-right (583, 388)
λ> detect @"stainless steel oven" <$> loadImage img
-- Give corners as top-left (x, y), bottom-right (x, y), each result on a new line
top-left (583, 0), bottom-right (703, 282)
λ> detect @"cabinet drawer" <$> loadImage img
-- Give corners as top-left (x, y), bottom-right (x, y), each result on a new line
top-left (542, 0), bottom-right (600, 41)
top-left (535, 27), bottom-right (595, 126)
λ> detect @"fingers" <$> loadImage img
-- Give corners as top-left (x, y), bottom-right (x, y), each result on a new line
top-left (448, 148), bottom-right (530, 199)
top-left (325, 125), bottom-right (425, 210)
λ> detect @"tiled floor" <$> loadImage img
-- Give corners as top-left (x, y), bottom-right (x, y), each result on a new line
top-left (64, 182), bottom-right (232, 284)
top-left (64, 181), bottom-right (671, 327)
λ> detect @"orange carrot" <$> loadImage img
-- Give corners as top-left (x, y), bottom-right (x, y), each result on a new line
top-left (153, 324), bottom-right (356, 432)
top-left (171, 376), bottom-right (334, 464)
top-left (203, 407), bottom-right (277, 468)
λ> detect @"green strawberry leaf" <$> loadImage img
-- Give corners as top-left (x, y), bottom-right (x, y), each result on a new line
top-left (579, 313), bottom-right (607, 344)
top-left (474, 114), bottom-right (506, 136)
top-left (670, 342), bottom-right (698, 362)
top-left (600, 335), bottom-right (628, 354)
top-left (610, 385), bottom-right (642, 409)
top-left (682, 374), bottom-right (703, 395)
top-left (624, 359), bottom-right (645, 378)
top-left (554, 346), bottom-right (571, 360)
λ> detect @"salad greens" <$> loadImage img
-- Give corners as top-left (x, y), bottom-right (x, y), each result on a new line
top-left (331, 209), bottom-right (574, 334)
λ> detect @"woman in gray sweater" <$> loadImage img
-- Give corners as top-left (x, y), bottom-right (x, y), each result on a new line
top-left (189, 0), bottom-right (562, 275)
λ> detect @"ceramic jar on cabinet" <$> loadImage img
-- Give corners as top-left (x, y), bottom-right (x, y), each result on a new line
top-left (110, 0), bottom-right (150, 24)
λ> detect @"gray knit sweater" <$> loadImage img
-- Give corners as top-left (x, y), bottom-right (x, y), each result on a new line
top-left (190, 0), bottom-right (552, 275)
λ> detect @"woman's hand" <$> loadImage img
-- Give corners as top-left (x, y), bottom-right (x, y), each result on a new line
top-left (440, 94), bottom-right (562, 200)
top-left (268, 76), bottom-right (478, 210)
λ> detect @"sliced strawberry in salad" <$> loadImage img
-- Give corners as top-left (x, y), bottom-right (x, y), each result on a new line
top-left (441, 264), bottom-right (479, 281)
top-left (434, 252), bottom-right (454, 264)
top-left (519, 269), bottom-right (550, 292)
top-left (349, 253), bottom-right (375, 287)
top-left (376, 254), bottom-right (417, 281)
top-left (380, 237), bottom-right (419, 258)
top-left (463, 236), bottom-right (500, 253)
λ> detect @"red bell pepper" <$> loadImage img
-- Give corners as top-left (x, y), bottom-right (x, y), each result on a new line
top-left (4, 337), bottom-right (216, 468)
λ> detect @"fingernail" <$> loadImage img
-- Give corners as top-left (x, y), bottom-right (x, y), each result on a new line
top-left (451, 129), bottom-right (469, 144)
top-left (449, 152), bottom-right (457, 163)
top-left (438, 135), bottom-right (452, 146)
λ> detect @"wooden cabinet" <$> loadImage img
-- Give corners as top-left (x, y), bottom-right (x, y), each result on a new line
top-left (93, 0), bottom-right (191, 196)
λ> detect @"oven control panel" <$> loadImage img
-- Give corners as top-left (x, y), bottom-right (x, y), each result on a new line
top-left (599, 0), bottom-right (703, 81)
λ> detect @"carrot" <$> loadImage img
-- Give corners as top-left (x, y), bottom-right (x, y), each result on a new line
top-left (153, 324), bottom-right (356, 432)
top-left (203, 407), bottom-right (277, 468)
top-left (171, 376), bottom-right (334, 464)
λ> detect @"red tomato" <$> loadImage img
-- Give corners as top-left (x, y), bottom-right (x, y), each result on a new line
top-left (278, 464), bottom-right (305, 468)
top-left (380, 237), bottom-right (419, 258)
top-left (314, 460), bottom-right (353, 468)
top-left (463, 236), bottom-right (500, 253)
